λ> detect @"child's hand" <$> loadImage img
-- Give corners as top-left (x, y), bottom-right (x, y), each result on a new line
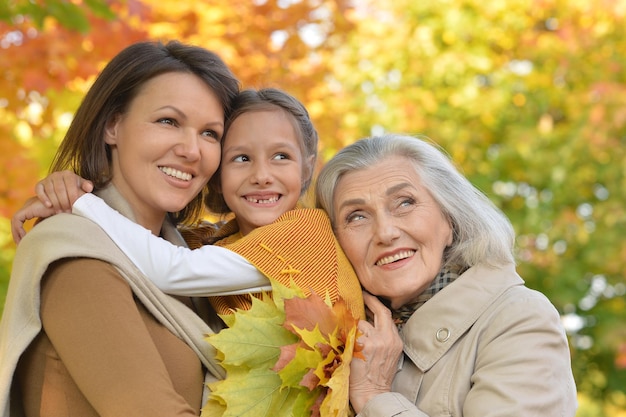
top-left (35, 170), bottom-right (94, 213)
top-left (11, 197), bottom-right (55, 244)
top-left (11, 171), bottom-right (94, 244)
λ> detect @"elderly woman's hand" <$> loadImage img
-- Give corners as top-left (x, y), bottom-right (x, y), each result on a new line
top-left (349, 292), bottom-right (404, 413)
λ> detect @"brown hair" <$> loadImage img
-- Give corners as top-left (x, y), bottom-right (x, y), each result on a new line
top-left (49, 40), bottom-right (240, 224)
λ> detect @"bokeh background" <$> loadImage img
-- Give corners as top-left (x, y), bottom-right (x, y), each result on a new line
top-left (1, 1), bottom-right (624, 415)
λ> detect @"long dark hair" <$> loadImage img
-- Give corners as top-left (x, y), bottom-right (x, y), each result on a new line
top-left (50, 40), bottom-right (240, 223)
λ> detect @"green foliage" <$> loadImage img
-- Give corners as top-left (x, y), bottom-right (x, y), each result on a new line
top-left (1, 0), bottom-right (624, 414)
top-left (0, 0), bottom-right (115, 33)
top-left (204, 280), bottom-right (358, 416)
top-left (322, 0), bottom-right (626, 410)
top-left (0, 219), bottom-right (14, 318)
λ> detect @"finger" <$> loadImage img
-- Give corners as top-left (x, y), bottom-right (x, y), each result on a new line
top-left (35, 182), bottom-right (52, 208)
top-left (80, 178), bottom-right (94, 193)
top-left (363, 293), bottom-right (393, 325)
top-left (11, 217), bottom-right (26, 244)
top-left (38, 177), bottom-right (64, 212)
top-left (363, 291), bottom-right (385, 311)
top-left (362, 294), bottom-right (402, 346)
top-left (357, 319), bottom-right (374, 338)
top-left (55, 170), bottom-right (89, 211)
top-left (11, 197), bottom-right (47, 244)
top-left (63, 174), bottom-right (85, 210)
top-left (58, 171), bottom-right (80, 211)
top-left (41, 171), bottom-right (76, 212)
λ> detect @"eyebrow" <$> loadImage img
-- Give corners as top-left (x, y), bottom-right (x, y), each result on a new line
top-left (337, 197), bottom-right (366, 211)
top-left (337, 182), bottom-right (413, 211)
top-left (222, 140), bottom-right (298, 154)
top-left (156, 105), bottom-right (186, 120)
top-left (386, 182), bottom-right (412, 196)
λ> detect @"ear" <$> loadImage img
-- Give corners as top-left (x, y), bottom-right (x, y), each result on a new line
top-left (299, 155), bottom-right (315, 194)
top-left (446, 217), bottom-right (455, 246)
top-left (104, 114), bottom-right (121, 145)
top-left (306, 154), bottom-right (316, 170)
top-left (302, 154), bottom-right (316, 184)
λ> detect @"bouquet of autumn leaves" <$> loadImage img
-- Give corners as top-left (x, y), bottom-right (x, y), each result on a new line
top-left (201, 278), bottom-right (363, 417)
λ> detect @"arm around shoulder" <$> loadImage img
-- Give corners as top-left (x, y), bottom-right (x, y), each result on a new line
top-left (72, 193), bottom-right (270, 296)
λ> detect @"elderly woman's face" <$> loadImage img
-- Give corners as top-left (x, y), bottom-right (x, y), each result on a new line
top-left (332, 155), bottom-right (453, 309)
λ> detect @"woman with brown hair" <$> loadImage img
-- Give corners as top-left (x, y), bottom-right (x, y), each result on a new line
top-left (0, 40), bottom-right (267, 417)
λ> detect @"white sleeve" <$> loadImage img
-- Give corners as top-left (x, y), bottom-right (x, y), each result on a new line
top-left (72, 193), bottom-right (271, 296)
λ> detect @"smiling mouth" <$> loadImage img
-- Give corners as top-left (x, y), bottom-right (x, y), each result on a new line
top-left (376, 250), bottom-right (416, 266)
top-left (244, 195), bottom-right (280, 204)
top-left (159, 166), bottom-right (192, 181)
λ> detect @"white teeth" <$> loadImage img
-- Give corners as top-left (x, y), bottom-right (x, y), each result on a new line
top-left (159, 167), bottom-right (192, 181)
top-left (376, 250), bottom-right (415, 266)
top-left (245, 196), bottom-right (279, 204)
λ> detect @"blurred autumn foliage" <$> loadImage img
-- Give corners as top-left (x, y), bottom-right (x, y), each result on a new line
top-left (1, 0), bottom-right (624, 415)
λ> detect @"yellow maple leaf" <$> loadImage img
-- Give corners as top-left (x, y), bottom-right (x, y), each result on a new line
top-left (204, 278), bottom-right (359, 417)
top-left (319, 324), bottom-right (359, 417)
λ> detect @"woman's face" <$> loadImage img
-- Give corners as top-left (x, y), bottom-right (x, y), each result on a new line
top-left (105, 72), bottom-right (223, 233)
top-left (219, 109), bottom-right (305, 236)
top-left (332, 156), bottom-right (453, 309)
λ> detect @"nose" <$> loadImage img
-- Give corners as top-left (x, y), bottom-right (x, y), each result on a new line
top-left (373, 214), bottom-right (401, 245)
top-left (174, 130), bottom-right (201, 161)
top-left (250, 161), bottom-right (273, 185)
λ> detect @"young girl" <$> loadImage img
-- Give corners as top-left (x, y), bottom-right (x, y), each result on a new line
top-left (16, 88), bottom-right (365, 319)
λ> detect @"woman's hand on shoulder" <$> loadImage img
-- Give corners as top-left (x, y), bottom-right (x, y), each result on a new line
top-left (11, 171), bottom-right (94, 244)
top-left (349, 292), bottom-right (404, 413)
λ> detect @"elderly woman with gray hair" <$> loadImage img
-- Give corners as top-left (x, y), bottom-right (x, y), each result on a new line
top-left (315, 134), bottom-right (577, 416)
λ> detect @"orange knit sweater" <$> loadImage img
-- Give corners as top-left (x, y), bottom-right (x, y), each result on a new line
top-left (181, 208), bottom-right (365, 320)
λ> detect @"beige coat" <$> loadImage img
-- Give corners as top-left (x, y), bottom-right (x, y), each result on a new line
top-left (0, 186), bottom-right (223, 417)
top-left (358, 263), bottom-right (577, 417)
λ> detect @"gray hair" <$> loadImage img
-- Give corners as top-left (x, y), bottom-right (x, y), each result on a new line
top-left (315, 134), bottom-right (515, 269)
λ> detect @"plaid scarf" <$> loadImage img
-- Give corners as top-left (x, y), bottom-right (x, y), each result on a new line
top-left (391, 264), bottom-right (467, 327)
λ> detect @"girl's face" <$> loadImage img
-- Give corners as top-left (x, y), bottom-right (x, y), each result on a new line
top-left (332, 156), bottom-right (453, 310)
top-left (105, 72), bottom-right (224, 234)
top-left (220, 109), bottom-right (305, 236)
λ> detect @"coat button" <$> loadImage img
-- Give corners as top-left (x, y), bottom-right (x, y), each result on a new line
top-left (436, 328), bottom-right (450, 342)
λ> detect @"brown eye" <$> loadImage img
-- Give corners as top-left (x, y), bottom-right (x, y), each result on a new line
top-left (233, 155), bottom-right (250, 162)
top-left (201, 129), bottom-right (219, 140)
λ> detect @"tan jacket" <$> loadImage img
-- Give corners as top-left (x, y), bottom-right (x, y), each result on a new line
top-left (359, 263), bottom-right (577, 417)
top-left (0, 186), bottom-right (223, 417)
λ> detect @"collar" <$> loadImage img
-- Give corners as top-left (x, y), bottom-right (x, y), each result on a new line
top-left (400, 263), bottom-right (523, 371)
top-left (392, 265), bottom-right (465, 326)
top-left (94, 184), bottom-right (186, 246)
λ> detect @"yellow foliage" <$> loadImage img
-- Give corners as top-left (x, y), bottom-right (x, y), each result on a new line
top-left (204, 279), bottom-right (359, 417)
top-left (1, 0), bottom-right (625, 409)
